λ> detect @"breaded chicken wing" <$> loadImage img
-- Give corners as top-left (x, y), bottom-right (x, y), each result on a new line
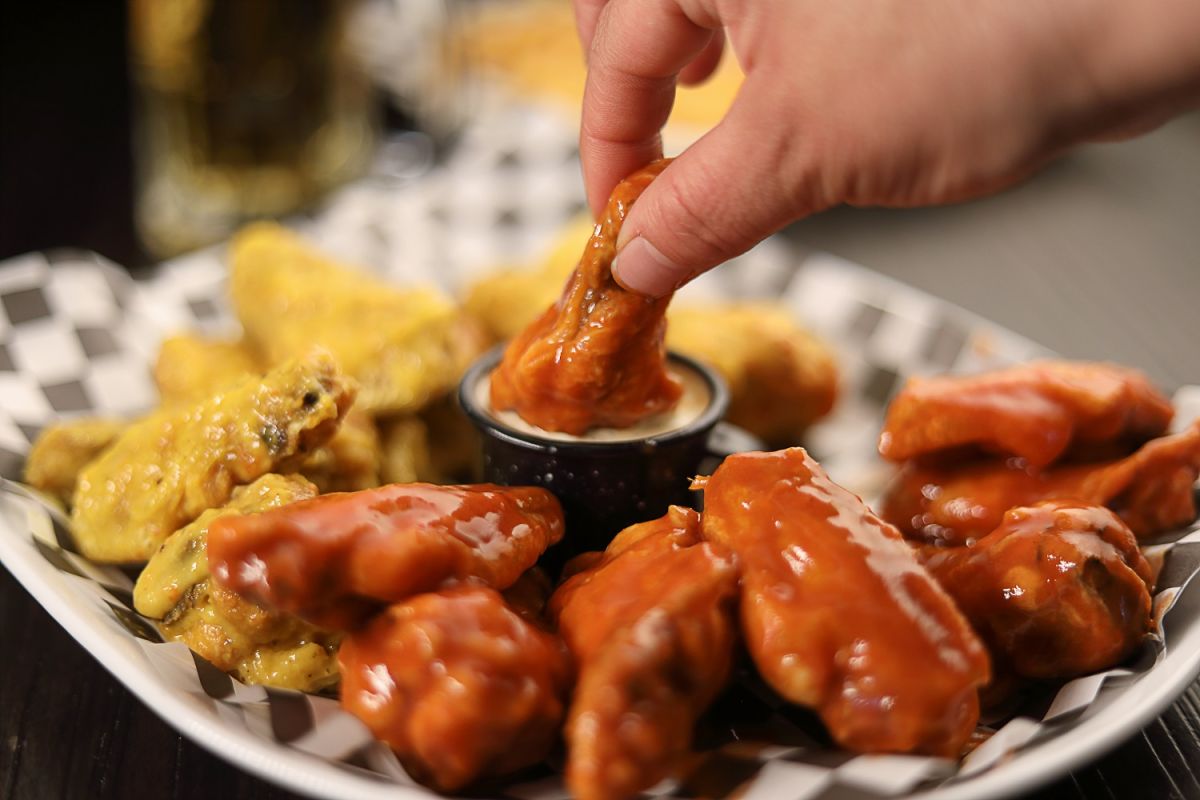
top-left (917, 502), bottom-right (1153, 679)
top-left (463, 213), bottom-right (592, 343)
top-left (208, 483), bottom-right (564, 629)
top-left (230, 223), bottom-right (486, 414)
top-left (550, 507), bottom-right (738, 800)
top-left (338, 587), bottom-right (570, 791)
top-left (666, 303), bottom-right (837, 444)
top-left (882, 421), bottom-right (1200, 546)
top-left (153, 333), bottom-right (382, 493)
top-left (23, 417), bottom-right (126, 506)
top-left (133, 474), bottom-right (339, 691)
top-left (879, 361), bottom-right (1174, 467)
top-left (153, 334), bottom-right (261, 406)
top-left (71, 351), bottom-right (354, 562)
top-left (696, 448), bottom-right (990, 757)
top-left (490, 160), bottom-right (682, 434)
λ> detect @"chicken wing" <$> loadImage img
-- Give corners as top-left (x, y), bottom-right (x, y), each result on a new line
top-left (917, 501), bottom-right (1153, 680)
top-left (879, 361), bottom-right (1174, 467)
top-left (23, 417), bottom-right (126, 506)
top-left (153, 333), bottom-right (261, 406)
top-left (489, 160), bottom-right (682, 434)
top-left (208, 483), bottom-right (564, 629)
top-left (229, 223), bottom-right (486, 415)
top-left (133, 474), bottom-right (340, 691)
top-left (153, 332), bottom-right (383, 493)
top-left (72, 352), bottom-right (354, 562)
top-left (338, 586), bottom-right (570, 792)
top-left (695, 448), bottom-right (990, 757)
top-left (666, 303), bottom-right (837, 444)
top-left (550, 507), bottom-right (738, 800)
top-left (882, 421), bottom-right (1200, 546)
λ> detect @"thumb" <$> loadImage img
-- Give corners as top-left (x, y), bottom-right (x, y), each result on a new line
top-left (612, 93), bottom-right (819, 297)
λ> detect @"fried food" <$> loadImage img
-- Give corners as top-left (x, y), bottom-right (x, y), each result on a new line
top-left (208, 483), bottom-right (564, 629)
top-left (71, 351), bottom-right (354, 563)
top-left (879, 361), bottom-right (1174, 467)
top-left (377, 415), bottom-right (436, 485)
top-left (666, 303), bottom-right (837, 443)
top-left (419, 396), bottom-right (482, 482)
top-left (230, 223), bottom-right (486, 415)
top-left (23, 418), bottom-right (126, 506)
top-left (296, 408), bottom-right (381, 492)
top-left (339, 587), bottom-right (570, 792)
top-left (917, 502), bottom-right (1153, 680)
top-left (463, 214), bottom-right (592, 343)
top-left (551, 507), bottom-right (737, 800)
top-left (490, 160), bottom-right (682, 434)
top-left (882, 421), bottom-right (1200, 546)
top-left (153, 333), bottom-right (261, 406)
top-left (695, 448), bottom-right (990, 757)
top-left (153, 333), bottom-right (383, 493)
top-left (133, 474), bottom-right (340, 691)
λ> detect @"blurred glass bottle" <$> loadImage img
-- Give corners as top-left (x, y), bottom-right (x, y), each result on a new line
top-left (129, 0), bottom-right (377, 257)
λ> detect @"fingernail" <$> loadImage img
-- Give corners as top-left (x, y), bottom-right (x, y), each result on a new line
top-left (612, 237), bottom-right (684, 298)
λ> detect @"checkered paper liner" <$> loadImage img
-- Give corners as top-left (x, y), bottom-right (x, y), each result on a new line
top-left (2, 101), bottom-right (1200, 799)
top-left (2, 245), bottom-right (1198, 800)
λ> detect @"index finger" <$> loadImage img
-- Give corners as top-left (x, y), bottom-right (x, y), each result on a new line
top-left (572, 0), bottom-right (609, 53)
top-left (579, 0), bottom-right (719, 216)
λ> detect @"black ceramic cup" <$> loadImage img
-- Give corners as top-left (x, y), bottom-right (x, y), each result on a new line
top-left (459, 346), bottom-right (758, 566)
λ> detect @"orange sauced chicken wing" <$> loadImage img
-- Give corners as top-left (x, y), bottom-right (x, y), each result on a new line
top-left (208, 483), bottom-right (564, 629)
top-left (882, 421), bottom-right (1200, 546)
top-left (916, 502), bottom-right (1153, 680)
top-left (695, 449), bottom-right (990, 758)
top-left (550, 507), bottom-right (738, 800)
top-left (879, 361), bottom-right (1174, 468)
top-left (490, 160), bottom-right (682, 434)
top-left (339, 587), bottom-right (570, 792)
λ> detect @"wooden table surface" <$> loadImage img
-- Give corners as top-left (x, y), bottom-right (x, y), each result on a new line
top-left (2, 110), bottom-right (1199, 800)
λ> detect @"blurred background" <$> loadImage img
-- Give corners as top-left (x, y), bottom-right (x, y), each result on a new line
top-left (1, 0), bottom-right (1197, 386)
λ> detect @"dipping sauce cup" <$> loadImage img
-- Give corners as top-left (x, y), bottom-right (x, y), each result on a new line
top-left (459, 348), bottom-right (742, 563)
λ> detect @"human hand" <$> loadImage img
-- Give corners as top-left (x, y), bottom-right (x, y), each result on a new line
top-left (576, 0), bottom-right (1200, 296)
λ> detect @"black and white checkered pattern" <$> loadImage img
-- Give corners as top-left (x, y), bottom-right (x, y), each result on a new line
top-left (0, 98), bottom-right (1198, 800)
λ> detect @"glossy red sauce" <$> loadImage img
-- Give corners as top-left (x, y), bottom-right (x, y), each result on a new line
top-left (918, 501), bottom-right (1153, 679)
top-left (338, 586), bottom-right (570, 791)
top-left (696, 448), bottom-right (990, 758)
top-left (208, 483), bottom-right (564, 629)
top-left (550, 507), bottom-right (738, 800)
top-left (489, 159), bottom-right (682, 435)
top-left (879, 361), bottom-right (1174, 468)
top-left (882, 421), bottom-right (1200, 547)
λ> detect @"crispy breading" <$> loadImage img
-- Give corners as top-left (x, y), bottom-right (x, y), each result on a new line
top-left (24, 418), bottom-right (126, 506)
top-left (72, 351), bottom-right (354, 562)
top-left (230, 223), bottom-right (485, 414)
top-left (133, 474), bottom-right (339, 692)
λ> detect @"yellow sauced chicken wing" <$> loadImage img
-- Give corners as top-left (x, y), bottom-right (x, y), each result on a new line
top-left (23, 417), bottom-right (127, 506)
top-left (666, 303), bottom-right (837, 444)
top-left (72, 351), bottom-right (354, 563)
top-left (230, 223), bottom-right (486, 414)
top-left (153, 332), bottom-right (382, 493)
top-left (133, 474), bottom-right (340, 692)
top-left (153, 334), bottom-right (262, 407)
